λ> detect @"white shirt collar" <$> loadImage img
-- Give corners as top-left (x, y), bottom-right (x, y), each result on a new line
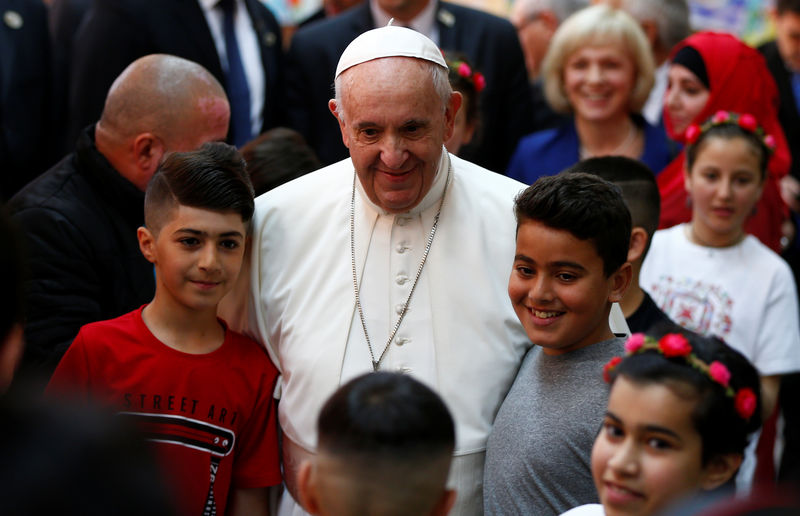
top-left (355, 147), bottom-right (451, 216)
top-left (369, 0), bottom-right (438, 42)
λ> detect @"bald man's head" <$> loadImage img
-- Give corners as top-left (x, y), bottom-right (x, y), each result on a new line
top-left (99, 54), bottom-right (230, 151)
top-left (95, 54), bottom-right (230, 190)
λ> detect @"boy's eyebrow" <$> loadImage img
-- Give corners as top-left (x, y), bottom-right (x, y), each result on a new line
top-left (607, 410), bottom-right (683, 441)
top-left (174, 228), bottom-right (245, 238)
top-left (513, 255), bottom-right (588, 272)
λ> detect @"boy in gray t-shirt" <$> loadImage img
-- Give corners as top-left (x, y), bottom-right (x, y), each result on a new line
top-left (484, 172), bottom-right (633, 516)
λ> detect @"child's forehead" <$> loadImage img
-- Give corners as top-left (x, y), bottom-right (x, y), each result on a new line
top-left (163, 204), bottom-right (246, 232)
top-left (515, 219), bottom-right (602, 263)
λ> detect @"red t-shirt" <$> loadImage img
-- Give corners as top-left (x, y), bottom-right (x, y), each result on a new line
top-left (47, 306), bottom-right (281, 516)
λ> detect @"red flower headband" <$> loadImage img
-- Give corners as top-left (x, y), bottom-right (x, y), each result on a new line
top-left (603, 333), bottom-right (758, 421)
top-left (685, 111), bottom-right (776, 155)
top-left (447, 60), bottom-right (486, 93)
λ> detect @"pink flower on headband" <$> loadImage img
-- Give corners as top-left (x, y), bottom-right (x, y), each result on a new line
top-left (712, 110), bottom-right (730, 124)
top-left (458, 62), bottom-right (472, 78)
top-left (764, 134), bottom-right (776, 151)
top-left (625, 333), bottom-right (645, 353)
top-left (738, 113), bottom-right (758, 132)
top-left (735, 388), bottom-right (757, 420)
top-left (685, 124), bottom-right (701, 144)
top-left (709, 361), bottom-right (731, 388)
top-left (603, 356), bottom-right (622, 383)
top-left (659, 333), bottom-right (692, 358)
top-left (474, 72), bottom-right (486, 92)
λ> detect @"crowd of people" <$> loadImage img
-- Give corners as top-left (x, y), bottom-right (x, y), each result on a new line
top-left (2, 0), bottom-right (800, 515)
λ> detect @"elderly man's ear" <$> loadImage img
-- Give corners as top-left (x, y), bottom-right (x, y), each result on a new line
top-left (444, 91), bottom-right (462, 142)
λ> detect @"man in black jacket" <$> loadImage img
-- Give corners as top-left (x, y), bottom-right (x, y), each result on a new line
top-left (8, 54), bottom-right (230, 390)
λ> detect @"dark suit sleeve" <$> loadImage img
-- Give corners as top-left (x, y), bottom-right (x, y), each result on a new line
top-left (285, 23), bottom-right (350, 165)
top-left (67, 0), bottom-right (152, 143)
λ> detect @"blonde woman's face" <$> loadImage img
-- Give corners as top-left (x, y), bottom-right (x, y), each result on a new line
top-left (563, 44), bottom-right (636, 124)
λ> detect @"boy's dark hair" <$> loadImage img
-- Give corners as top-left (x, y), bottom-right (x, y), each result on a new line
top-left (240, 127), bottom-right (321, 196)
top-left (144, 142), bottom-right (254, 233)
top-left (514, 172), bottom-right (632, 277)
top-left (777, 0), bottom-right (800, 15)
top-left (565, 156), bottom-right (660, 258)
top-left (0, 205), bottom-right (26, 341)
top-left (611, 333), bottom-right (762, 465)
top-left (686, 121), bottom-right (770, 180)
top-left (318, 372), bottom-right (455, 458)
top-left (316, 372), bottom-right (455, 516)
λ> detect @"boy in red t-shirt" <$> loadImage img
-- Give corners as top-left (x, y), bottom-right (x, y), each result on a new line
top-left (48, 142), bottom-right (281, 516)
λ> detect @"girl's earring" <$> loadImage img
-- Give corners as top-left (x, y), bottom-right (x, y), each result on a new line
top-left (685, 193), bottom-right (693, 209)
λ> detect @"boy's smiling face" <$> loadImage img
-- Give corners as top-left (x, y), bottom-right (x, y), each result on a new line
top-left (139, 205), bottom-right (246, 314)
top-left (508, 219), bottom-right (629, 355)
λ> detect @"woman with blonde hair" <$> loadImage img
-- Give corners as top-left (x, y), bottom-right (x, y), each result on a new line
top-left (507, 4), bottom-right (673, 183)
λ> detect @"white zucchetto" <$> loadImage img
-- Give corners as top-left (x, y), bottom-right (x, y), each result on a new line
top-left (334, 25), bottom-right (447, 79)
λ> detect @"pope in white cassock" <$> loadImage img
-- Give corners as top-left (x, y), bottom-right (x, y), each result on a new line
top-left (222, 25), bottom-right (532, 516)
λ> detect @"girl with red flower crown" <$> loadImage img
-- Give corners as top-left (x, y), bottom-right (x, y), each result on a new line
top-left (563, 332), bottom-right (762, 516)
top-left (640, 112), bottom-right (800, 492)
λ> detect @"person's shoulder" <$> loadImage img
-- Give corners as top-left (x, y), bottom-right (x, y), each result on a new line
top-left (451, 153), bottom-right (525, 190)
top-left (757, 39), bottom-right (778, 58)
top-left (741, 235), bottom-right (793, 271)
top-left (78, 309), bottom-right (141, 339)
top-left (8, 153), bottom-right (83, 213)
top-left (519, 123), bottom-right (573, 150)
top-left (258, 159), bottom-right (348, 206)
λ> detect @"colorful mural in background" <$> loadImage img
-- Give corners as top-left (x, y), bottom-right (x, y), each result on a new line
top-left (262, 0), bottom-right (777, 47)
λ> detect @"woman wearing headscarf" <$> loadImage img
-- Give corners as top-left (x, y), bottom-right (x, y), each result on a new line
top-left (660, 31), bottom-right (791, 252)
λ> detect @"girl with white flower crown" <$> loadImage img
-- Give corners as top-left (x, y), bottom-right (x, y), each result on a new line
top-left (639, 112), bottom-right (800, 490)
top-left (562, 332), bottom-right (762, 516)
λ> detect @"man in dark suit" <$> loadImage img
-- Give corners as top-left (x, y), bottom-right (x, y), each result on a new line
top-left (0, 0), bottom-right (55, 200)
top-left (66, 0), bottom-right (284, 148)
top-left (286, 0), bottom-right (536, 173)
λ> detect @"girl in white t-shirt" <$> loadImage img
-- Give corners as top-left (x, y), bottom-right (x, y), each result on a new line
top-left (562, 332), bottom-right (762, 516)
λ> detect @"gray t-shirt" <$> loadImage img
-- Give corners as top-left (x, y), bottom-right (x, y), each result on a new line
top-left (483, 337), bottom-right (625, 516)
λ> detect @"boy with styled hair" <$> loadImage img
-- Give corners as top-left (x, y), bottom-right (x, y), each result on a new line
top-left (297, 372), bottom-right (457, 516)
top-left (47, 142), bottom-right (281, 516)
top-left (484, 172), bottom-right (633, 515)
top-left (566, 156), bottom-right (682, 336)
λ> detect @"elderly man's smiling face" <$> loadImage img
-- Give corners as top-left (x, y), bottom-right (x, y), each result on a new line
top-left (330, 57), bottom-right (460, 213)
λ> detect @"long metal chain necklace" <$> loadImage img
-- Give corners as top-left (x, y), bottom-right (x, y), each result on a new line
top-left (350, 162), bottom-right (451, 371)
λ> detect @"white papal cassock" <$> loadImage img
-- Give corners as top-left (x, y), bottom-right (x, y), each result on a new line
top-left (221, 149), bottom-right (532, 515)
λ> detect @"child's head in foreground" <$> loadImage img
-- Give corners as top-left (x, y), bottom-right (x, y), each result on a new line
top-left (298, 372), bottom-right (456, 516)
top-left (510, 172), bottom-right (632, 354)
top-left (683, 111), bottom-right (772, 248)
top-left (595, 332), bottom-right (762, 516)
top-left (138, 142), bottom-right (255, 312)
top-left (565, 156), bottom-right (659, 266)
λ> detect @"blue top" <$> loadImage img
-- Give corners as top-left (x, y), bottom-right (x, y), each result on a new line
top-left (506, 116), bottom-right (675, 184)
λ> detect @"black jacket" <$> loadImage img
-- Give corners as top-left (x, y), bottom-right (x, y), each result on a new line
top-left (8, 126), bottom-right (155, 385)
